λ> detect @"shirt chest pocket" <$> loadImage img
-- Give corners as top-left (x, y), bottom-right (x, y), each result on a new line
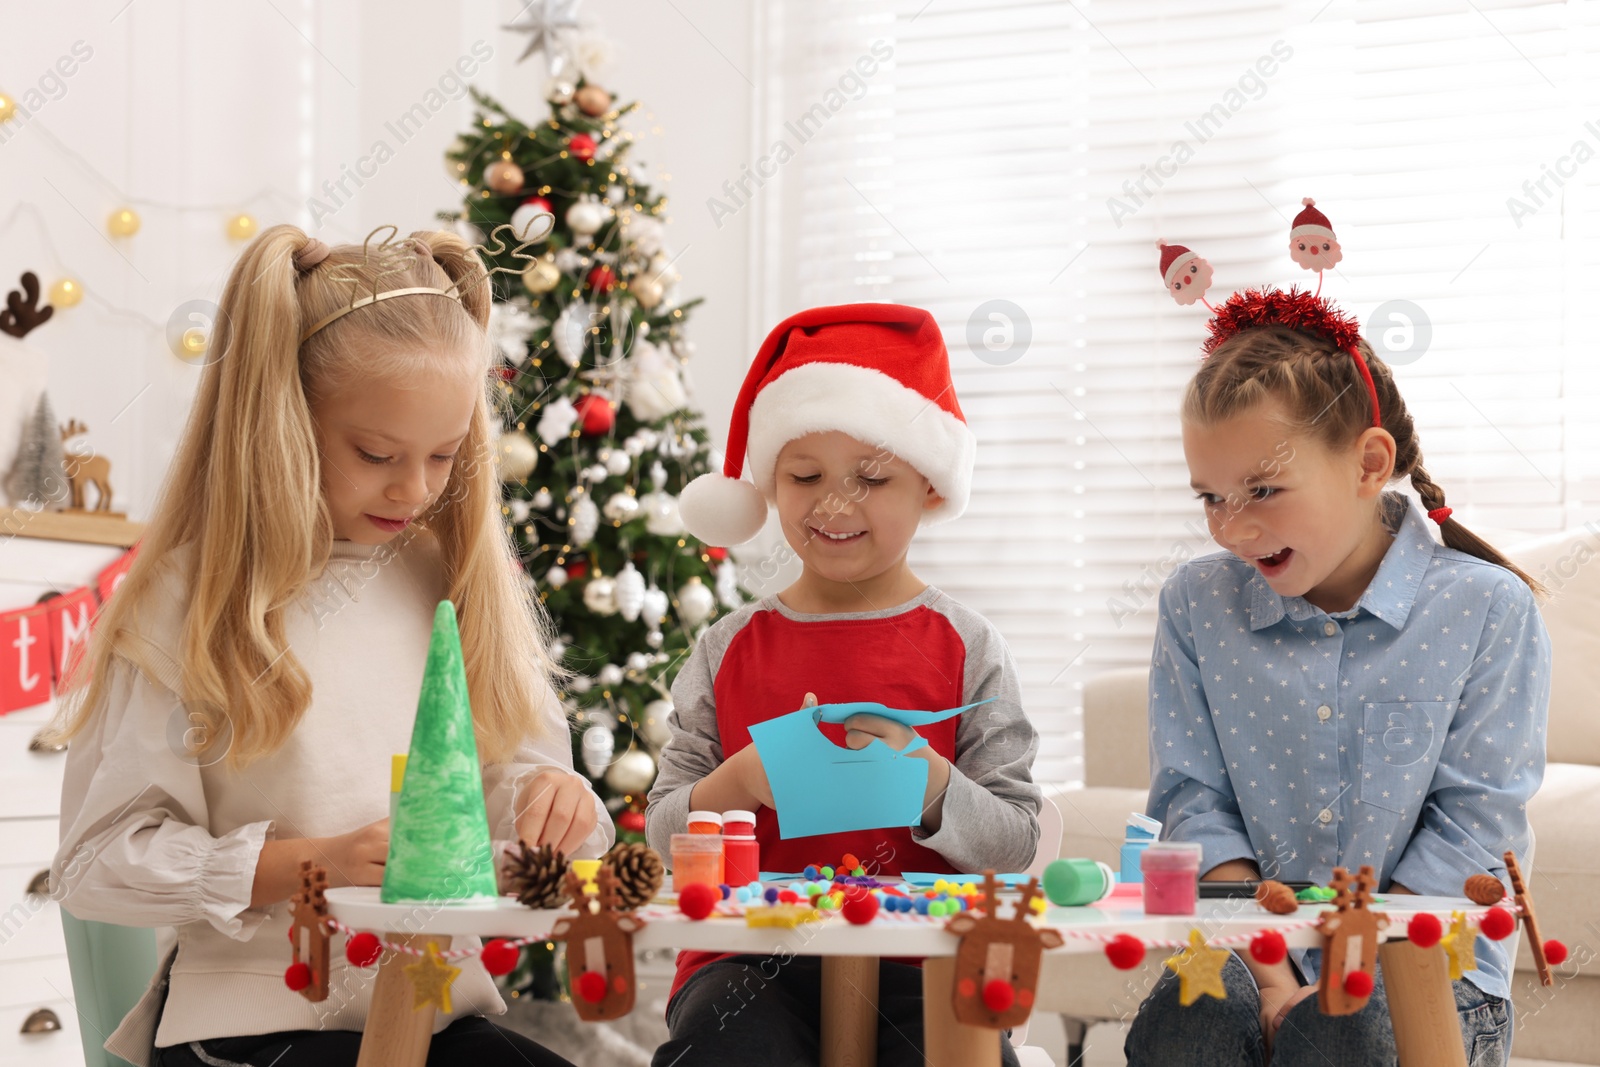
top-left (1359, 701), bottom-right (1452, 815)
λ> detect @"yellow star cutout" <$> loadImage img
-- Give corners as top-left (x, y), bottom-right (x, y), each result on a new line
top-left (404, 941), bottom-right (461, 1014)
top-left (1164, 928), bottom-right (1232, 1006)
top-left (1440, 911), bottom-right (1477, 981)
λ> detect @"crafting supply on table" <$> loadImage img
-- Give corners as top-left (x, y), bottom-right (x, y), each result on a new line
top-left (389, 754), bottom-right (408, 826)
top-left (1119, 812), bottom-right (1161, 884)
top-left (1042, 858), bottom-right (1116, 906)
top-left (686, 810), bottom-right (724, 834)
top-left (1140, 841), bottom-right (1203, 915)
top-left (721, 809), bottom-right (756, 836)
top-left (671, 833), bottom-right (724, 892)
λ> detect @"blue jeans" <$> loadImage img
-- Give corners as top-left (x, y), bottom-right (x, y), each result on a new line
top-left (1126, 952), bottom-right (1512, 1067)
top-left (653, 955), bottom-right (1023, 1067)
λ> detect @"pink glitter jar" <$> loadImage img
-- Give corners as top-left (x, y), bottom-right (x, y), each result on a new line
top-left (1140, 842), bottom-right (1203, 915)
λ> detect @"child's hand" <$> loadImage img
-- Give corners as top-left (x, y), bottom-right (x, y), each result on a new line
top-left (324, 818), bottom-right (390, 888)
top-left (687, 744), bottom-right (774, 814)
top-left (515, 769), bottom-right (600, 857)
top-left (842, 714), bottom-right (952, 832)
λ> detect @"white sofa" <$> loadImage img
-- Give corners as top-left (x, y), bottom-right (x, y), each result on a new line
top-left (1038, 525), bottom-right (1600, 1064)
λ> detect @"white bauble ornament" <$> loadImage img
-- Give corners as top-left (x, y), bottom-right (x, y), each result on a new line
top-left (566, 197), bottom-right (607, 237)
top-left (676, 576), bottom-right (716, 627)
top-left (645, 630), bottom-right (664, 649)
top-left (545, 565), bottom-right (569, 590)
top-left (605, 749), bottom-right (656, 795)
top-left (716, 557), bottom-right (743, 609)
top-left (510, 202), bottom-right (554, 243)
top-left (631, 274), bottom-right (664, 310)
top-left (536, 396), bottom-right (579, 446)
top-left (553, 301), bottom-right (594, 367)
top-left (532, 488), bottom-right (554, 509)
top-left (548, 79), bottom-right (576, 105)
top-left (614, 561), bottom-right (646, 621)
top-left (624, 340), bottom-right (688, 422)
top-left (641, 585), bottom-right (670, 628)
top-left (583, 575), bottom-right (618, 615)
top-left (496, 430), bottom-right (538, 482)
top-left (605, 450), bottom-right (632, 476)
top-left (650, 460), bottom-right (668, 490)
top-left (555, 247), bottom-right (584, 273)
top-left (508, 498), bottom-right (531, 523)
top-left (641, 491), bottom-right (682, 536)
top-left (580, 724), bottom-right (615, 778)
top-left (626, 652), bottom-right (653, 672)
top-left (597, 663), bottom-right (624, 687)
top-left (580, 464), bottom-right (608, 484)
top-left (571, 495), bottom-right (600, 545)
top-left (641, 698), bottom-right (673, 747)
top-left (623, 434), bottom-right (646, 457)
top-left (568, 674), bottom-right (593, 694)
top-left (603, 491), bottom-right (640, 522)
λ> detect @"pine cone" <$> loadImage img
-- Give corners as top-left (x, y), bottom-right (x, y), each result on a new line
top-left (1464, 874), bottom-right (1506, 906)
top-left (1256, 880), bottom-right (1300, 915)
top-left (503, 843), bottom-right (571, 909)
top-left (606, 842), bottom-right (665, 910)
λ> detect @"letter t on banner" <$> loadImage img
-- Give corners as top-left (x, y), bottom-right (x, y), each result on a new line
top-left (0, 604), bottom-right (52, 714)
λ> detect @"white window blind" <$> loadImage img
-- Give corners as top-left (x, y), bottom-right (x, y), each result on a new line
top-left (753, 0), bottom-right (1598, 788)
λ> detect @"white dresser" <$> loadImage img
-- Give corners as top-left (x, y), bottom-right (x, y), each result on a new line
top-left (0, 531), bottom-right (136, 1067)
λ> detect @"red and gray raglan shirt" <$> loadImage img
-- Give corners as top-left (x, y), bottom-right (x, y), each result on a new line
top-left (646, 585), bottom-right (1042, 1002)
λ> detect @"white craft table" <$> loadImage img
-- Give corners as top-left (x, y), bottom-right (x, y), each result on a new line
top-left (325, 888), bottom-right (1484, 1067)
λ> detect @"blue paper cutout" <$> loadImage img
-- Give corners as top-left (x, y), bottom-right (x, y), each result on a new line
top-left (900, 871), bottom-right (1032, 887)
top-left (748, 697), bottom-right (994, 839)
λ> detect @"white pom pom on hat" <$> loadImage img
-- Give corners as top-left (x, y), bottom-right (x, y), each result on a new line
top-left (678, 303), bottom-right (977, 547)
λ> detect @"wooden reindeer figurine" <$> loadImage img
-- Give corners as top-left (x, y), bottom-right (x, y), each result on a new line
top-left (289, 860), bottom-right (331, 1003)
top-left (0, 272), bottom-right (53, 338)
top-left (58, 420), bottom-right (117, 514)
top-left (1505, 849), bottom-right (1555, 986)
top-left (549, 864), bottom-right (646, 1021)
top-left (944, 871), bottom-right (1064, 1029)
top-left (1316, 865), bottom-right (1388, 1015)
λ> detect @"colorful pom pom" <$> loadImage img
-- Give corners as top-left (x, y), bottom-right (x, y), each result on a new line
top-left (481, 938), bottom-right (520, 976)
top-left (679, 882), bottom-right (718, 920)
top-left (1480, 906), bottom-right (1516, 941)
top-left (284, 962), bottom-right (312, 992)
top-left (843, 888), bottom-right (881, 925)
top-left (1106, 933), bottom-right (1146, 970)
top-left (982, 979), bottom-right (1015, 1013)
top-left (575, 970), bottom-right (608, 1003)
top-left (1249, 930), bottom-right (1288, 966)
top-left (1406, 913), bottom-right (1443, 949)
top-left (1343, 970), bottom-right (1375, 997)
top-left (345, 931), bottom-right (381, 968)
top-left (1545, 939), bottom-right (1569, 966)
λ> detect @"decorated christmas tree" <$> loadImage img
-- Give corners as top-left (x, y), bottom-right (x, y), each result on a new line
top-left (438, 42), bottom-right (746, 845)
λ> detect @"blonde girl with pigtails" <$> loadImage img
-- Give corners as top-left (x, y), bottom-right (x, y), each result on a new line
top-left (49, 224), bottom-right (605, 1067)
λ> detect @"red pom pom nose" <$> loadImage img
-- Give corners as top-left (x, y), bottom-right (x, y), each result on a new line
top-left (1343, 970), bottom-right (1375, 997)
top-left (982, 979), bottom-right (1015, 1013)
top-left (284, 962), bottom-right (312, 991)
top-left (575, 970), bottom-right (608, 1004)
top-left (1407, 913), bottom-right (1443, 949)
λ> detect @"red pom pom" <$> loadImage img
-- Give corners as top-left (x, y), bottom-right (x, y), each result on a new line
top-left (679, 882), bottom-right (717, 920)
top-left (1480, 906), bottom-right (1516, 941)
top-left (586, 265), bottom-right (615, 292)
top-left (575, 970), bottom-right (608, 1003)
top-left (1407, 913), bottom-right (1443, 949)
top-left (481, 938), bottom-right (520, 976)
top-left (1544, 939), bottom-right (1569, 966)
top-left (1203, 287), bottom-right (1364, 358)
top-left (1343, 970), bottom-right (1375, 997)
top-left (569, 134), bottom-right (598, 161)
top-left (284, 962), bottom-right (312, 992)
top-left (1250, 930), bottom-right (1288, 966)
top-left (1106, 933), bottom-right (1146, 970)
top-left (842, 890), bottom-right (880, 926)
top-left (982, 979), bottom-right (1015, 1013)
top-left (573, 394), bottom-right (615, 436)
top-left (345, 932), bottom-right (382, 968)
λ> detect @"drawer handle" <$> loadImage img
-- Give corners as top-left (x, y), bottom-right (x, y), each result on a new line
top-left (21, 1007), bottom-right (61, 1033)
top-left (28, 729), bottom-right (67, 753)
top-left (26, 869), bottom-right (50, 897)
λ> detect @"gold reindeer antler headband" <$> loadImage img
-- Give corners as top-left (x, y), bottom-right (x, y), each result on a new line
top-left (297, 217), bottom-right (551, 343)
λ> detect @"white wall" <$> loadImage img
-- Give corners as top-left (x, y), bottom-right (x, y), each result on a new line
top-left (0, 0), bottom-right (754, 526)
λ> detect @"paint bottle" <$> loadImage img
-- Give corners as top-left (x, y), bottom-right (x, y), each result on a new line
top-left (1119, 812), bottom-right (1162, 884)
top-left (1140, 842), bottom-right (1204, 915)
top-left (721, 809), bottom-right (760, 886)
top-left (1042, 858), bottom-right (1116, 907)
top-left (671, 834), bottom-right (724, 893)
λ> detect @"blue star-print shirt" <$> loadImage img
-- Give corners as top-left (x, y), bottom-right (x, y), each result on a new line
top-left (1146, 494), bottom-right (1549, 1000)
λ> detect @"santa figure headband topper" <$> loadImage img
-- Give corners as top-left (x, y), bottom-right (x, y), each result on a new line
top-left (1160, 197), bottom-right (1381, 431)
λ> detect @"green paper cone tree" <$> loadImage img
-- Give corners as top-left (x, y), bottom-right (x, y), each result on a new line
top-left (381, 600), bottom-right (498, 903)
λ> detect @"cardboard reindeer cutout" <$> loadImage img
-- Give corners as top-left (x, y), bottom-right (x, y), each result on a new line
top-left (549, 865), bottom-right (646, 1021)
top-left (290, 860), bottom-right (332, 1003)
top-left (944, 871), bottom-right (1064, 1029)
top-left (1316, 865), bottom-right (1388, 1015)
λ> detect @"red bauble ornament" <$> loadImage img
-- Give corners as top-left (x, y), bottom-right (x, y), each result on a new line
top-left (1106, 933), bottom-right (1146, 970)
top-left (575, 970), bottom-right (608, 1003)
top-left (842, 889), bottom-right (880, 926)
top-left (1545, 939), bottom-right (1569, 966)
top-left (574, 394), bottom-right (615, 435)
top-left (284, 962), bottom-right (312, 991)
top-left (618, 809), bottom-right (646, 833)
top-left (982, 978), bottom-right (1016, 1013)
top-left (1343, 970), bottom-right (1375, 997)
top-left (705, 546), bottom-right (728, 562)
top-left (498, 366), bottom-right (517, 382)
top-left (1480, 906), bottom-right (1516, 941)
top-left (482, 938), bottom-right (521, 976)
top-left (567, 560), bottom-right (590, 580)
top-left (345, 931), bottom-right (382, 968)
top-left (679, 882), bottom-right (717, 920)
top-left (569, 133), bottom-right (598, 161)
top-left (586, 265), bottom-right (615, 292)
top-left (1407, 912), bottom-right (1443, 948)
top-left (522, 196), bottom-right (553, 214)
top-left (1249, 930), bottom-right (1288, 966)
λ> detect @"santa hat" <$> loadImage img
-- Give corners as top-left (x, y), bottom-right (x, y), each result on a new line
top-left (1158, 242), bottom-right (1200, 288)
top-left (679, 303), bottom-right (977, 547)
top-left (1290, 198), bottom-right (1335, 240)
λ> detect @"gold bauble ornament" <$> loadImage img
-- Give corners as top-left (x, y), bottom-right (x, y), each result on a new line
top-left (226, 213), bottom-right (257, 241)
top-left (575, 85), bottom-right (612, 117)
top-left (0, 94), bottom-right (16, 123)
top-left (485, 158), bottom-right (525, 195)
top-left (49, 278), bottom-right (83, 308)
top-left (631, 275), bottom-right (664, 310)
top-left (107, 208), bottom-right (141, 237)
top-left (496, 430), bottom-right (538, 482)
top-left (522, 255), bottom-right (561, 295)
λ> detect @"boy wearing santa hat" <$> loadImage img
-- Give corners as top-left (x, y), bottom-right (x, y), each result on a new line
top-left (647, 303), bottom-right (1040, 1066)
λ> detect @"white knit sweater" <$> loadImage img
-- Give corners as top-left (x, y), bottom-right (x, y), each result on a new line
top-left (53, 533), bottom-right (610, 1064)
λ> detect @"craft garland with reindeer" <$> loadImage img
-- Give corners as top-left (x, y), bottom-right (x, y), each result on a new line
top-left (943, 870), bottom-right (1064, 1029)
top-left (547, 862), bottom-right (647, 1021)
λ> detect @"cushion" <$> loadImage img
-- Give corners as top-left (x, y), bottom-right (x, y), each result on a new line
top-left (1507, 528), bottom-right (1600, 766)
top-left (1517, 761), bottom-right (1600, 974)
top-left (1049, 784), bottom-right (1149, 871)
